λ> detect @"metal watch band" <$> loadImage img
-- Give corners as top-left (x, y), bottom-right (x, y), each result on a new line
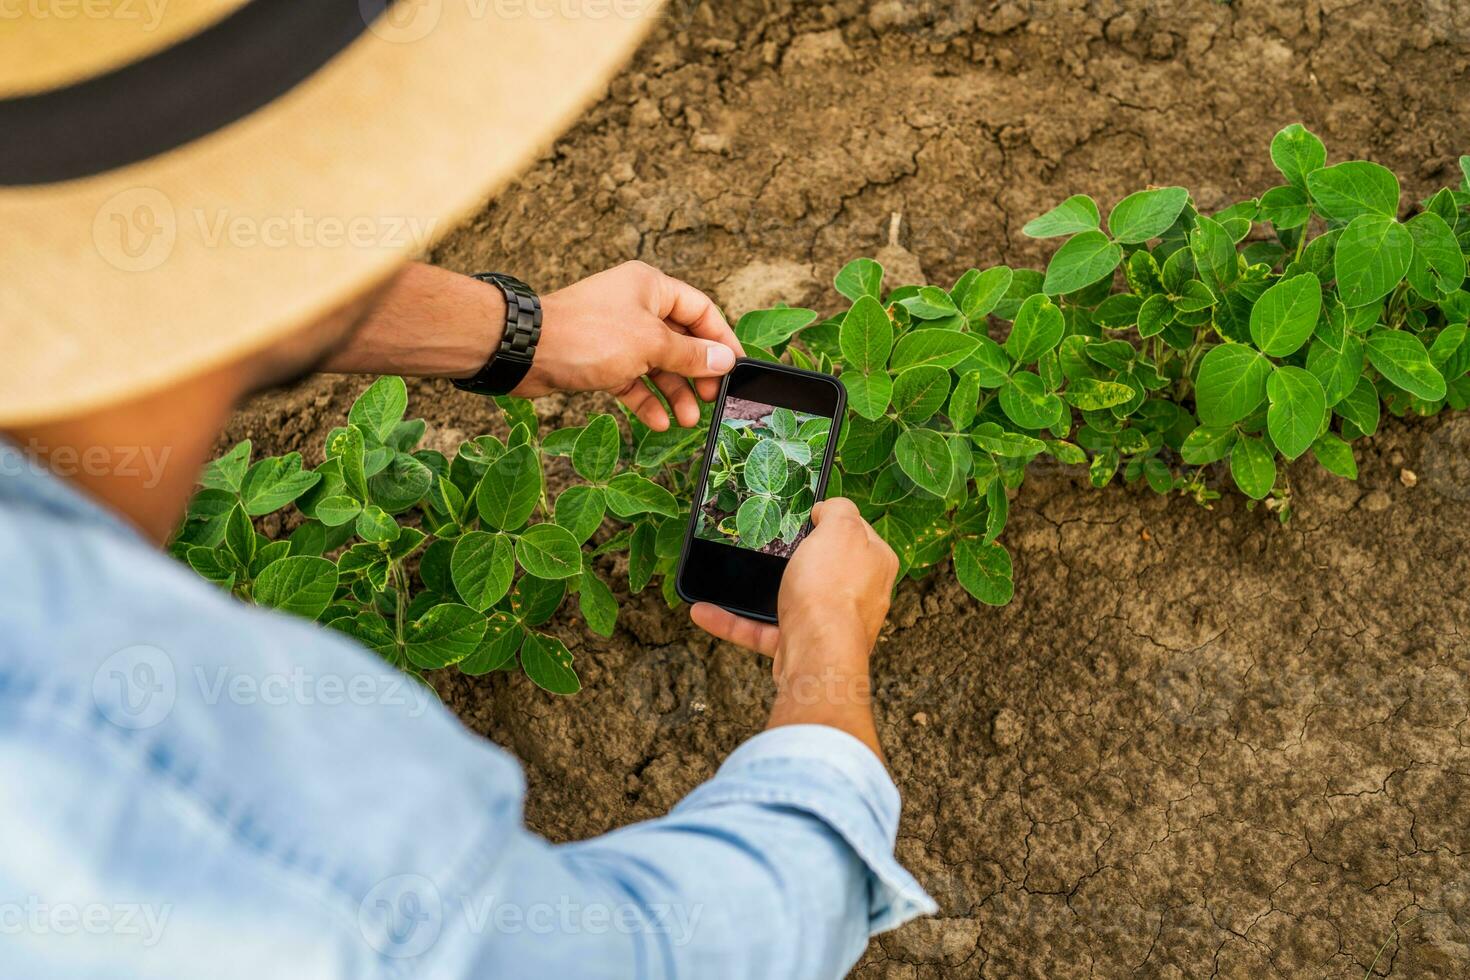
top-left (451, 273), bottom-right (542, 397)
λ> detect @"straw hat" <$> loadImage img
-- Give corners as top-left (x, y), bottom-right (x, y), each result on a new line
top-left (0, 0), bottom-right (661, 425)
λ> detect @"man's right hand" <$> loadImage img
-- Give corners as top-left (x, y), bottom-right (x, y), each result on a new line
top-left (690, 498), bottom-right (898, 761)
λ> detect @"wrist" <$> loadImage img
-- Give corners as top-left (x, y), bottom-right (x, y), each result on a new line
top-left (451, 273), bottom-right (541, 397)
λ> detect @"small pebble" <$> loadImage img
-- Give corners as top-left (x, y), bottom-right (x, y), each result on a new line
top-left (912, 711), bottom-right (930, 727)
top-left (1400, 468), bottom-right (1418, 488)
top-left (1360, 489), bottom-right (1392, 512)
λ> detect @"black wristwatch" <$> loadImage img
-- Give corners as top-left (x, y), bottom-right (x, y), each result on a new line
top-left (452, 273), bottom-right (542, 396)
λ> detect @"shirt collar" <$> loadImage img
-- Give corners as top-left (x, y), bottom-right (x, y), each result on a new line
top-left (0, 437), bottom-right (151, 544)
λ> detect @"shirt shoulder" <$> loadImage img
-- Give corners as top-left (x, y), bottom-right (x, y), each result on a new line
top-left (0, 486), bottom-right (529, 972)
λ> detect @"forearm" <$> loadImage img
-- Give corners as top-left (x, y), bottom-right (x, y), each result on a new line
top-left (321, 262), bottom-right (501, 378)
top-left (767, 621), bottom-right (884, 764)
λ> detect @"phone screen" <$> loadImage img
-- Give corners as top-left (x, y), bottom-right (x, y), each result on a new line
top-left (676, 359), bottom-right (845, 623)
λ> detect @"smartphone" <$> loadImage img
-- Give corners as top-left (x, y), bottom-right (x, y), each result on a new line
top-left (675, 358), bottom-right (845, 623)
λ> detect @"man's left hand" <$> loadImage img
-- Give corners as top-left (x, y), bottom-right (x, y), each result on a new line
top-left (517, 261), bottom-right (744, 430)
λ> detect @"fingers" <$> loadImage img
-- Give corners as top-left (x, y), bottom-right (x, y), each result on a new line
top-left (650, 329), bottom-right (736, 383)
top-left (617, 380), bottom-right (673, 432)
top-left (656, 272), bottom-right (745, 358)
top-left (690, 603), bottom-right (780, 657)
top-left (650, 270), bottom-right (741, 398)
top-left (649, 370), bottom-right (701, 428)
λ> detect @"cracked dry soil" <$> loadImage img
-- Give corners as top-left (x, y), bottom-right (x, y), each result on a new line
top-left (228, 1), bottom-right (1470, 975)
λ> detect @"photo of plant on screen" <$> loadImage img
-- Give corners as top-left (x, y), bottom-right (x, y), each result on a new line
top-left (695, 397), bottom-right (833, 557)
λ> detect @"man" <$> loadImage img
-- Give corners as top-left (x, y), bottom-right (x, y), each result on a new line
top-left (0, 2), bottom-right (933, 977)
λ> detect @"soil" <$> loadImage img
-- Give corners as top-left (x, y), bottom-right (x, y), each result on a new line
top-left (224, 1), bottom-right (1470, 975)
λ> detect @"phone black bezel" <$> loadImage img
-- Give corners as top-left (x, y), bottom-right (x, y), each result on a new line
top-left (674, 358), bottom-right (846, 624)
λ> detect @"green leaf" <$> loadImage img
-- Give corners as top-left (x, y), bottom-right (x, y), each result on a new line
top-left (1189, 215), bottom-right (1237, 288)
top-left (1336, 377), bottom-right (1381, 436)
top-left (1107, 187), bottom-right (1190, 244)
top-left (1137, 293), bottom-right (1174, 339)
top-left (349, 376), bottom-right (409, 443)
top-left (1043, 230), bottom-right (1123, 296)
top-left (186, 546), bottom-right (236, 586)
top-left (948, 371), bottom-right (982, 430)
top-left (999, 372), bottom-right (1063, 430)
top-left (577, 569), bottom-right (618, 637)
top-left (604, 472), bottom-right (679, 518)
top-left (1306, 335), bottom-right (1365, 407)
top-left (200, 440), bottom-right (251, 493)
top-left (458, 613), bottom-right (524, 675)
top-left (1005, 294), bottom-right (1065, 363)
top-left (895, 428), bottom-right (953, 497)
top-left (742, 439), bottom-right (787, 495)
top-left (240, 454), bottom-right (321, 516)
top-left (1258, 185), bottom-right (1311, 229)
top-left (840, 415), bottom-right (897, 472)
top-left (572, 414), bottom-right (620, 483)
top-left (520, 632), bottom-right (580, 695)
top-left (839, 295), bottom-right (893, 374)
top-left (314, 495), bottom-right (362, 528)
top-left (225, 503), bottom-right (256, 566)
top-left (254, 556), bottom-right (338, 621)
top-left (1023, 194), bottom-right (1101, 238)
top-left (1180, 425), bottom-right (1236, 465)
top-left (515, 523), bottom-right (583, 580)
top-left (1311, 433), bottom-right (1358, 479)
top-left (1406, 212), bottom-right (1466, 299)
top-left (367, 453), bottom-right (433, 513)
top-left (1064, 377), bottom-right (1135, 410)
top-left (354, 504), bottom-right (398, 543)
top-left (1270, 124), bottom-right (1327, 189)
top-left (892, 365), bottom-right (951, 423)
top-left (628, 522), bottom-right (657, 592)
top-left (736, 307), bottom-right (819, 347)
top-left (1365, 331), bottom-right (1447, 401)
top-left (1195, 343), bottom-right (1271, 426)
top-left (1266, 365), bottom-right (1328, 461)
top-left (984, 480), bottom-right (1008, 544)
top-left (835, 258), bottom-right (884, 302)
top-left (406, 603), bottom-right (487, 670)
top-left (554, 484), bottom-right (606, 543)
top-left (970, 424), bottom-right (1046, 458)
top-left (1335, 214), bottom-right (1413, 308)
top-left (951, 267), bottom-right (1013, 322)
top-left (1250, 273), bottom-right (1323, 357)
top-left (1230, 435), bottom-right (1276, 501)
top-left (1306, 161), bottom-right (1399, 222)
top-left (476, 445), bottom-right (542, 530)
top-left (541, 425), bottom-right (583, 457)
top-left (735, 495), bottom-right (782, 548)
top-left (451, 531), bottom-right (515, 611)
top-left (890, 330), bottom-right (981, 370)
top-left (899, 286), bottom-right (960, 320)
top-left (327, 425), bottom-right (367, 500)
top-left (330, 612), bottom-right (396, 660)
top-left (511, 574), bottom-right (566, 626)
top-left (841, 369), bottom-right (893, 421)
top-left (953, 537), bottom-right (1013, 605)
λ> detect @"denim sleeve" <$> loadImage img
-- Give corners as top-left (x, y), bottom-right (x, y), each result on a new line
top-left (464, 725), bottom-right (936, 980)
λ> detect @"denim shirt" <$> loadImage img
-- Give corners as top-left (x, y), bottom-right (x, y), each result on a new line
top-left (0, 442), bottom-right (934, 978)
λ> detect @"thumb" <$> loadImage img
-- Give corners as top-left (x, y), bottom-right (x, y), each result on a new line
top-left (810, 497), bottom-right (859, 527)
top-left (655, 330), bottom-right (737, 379)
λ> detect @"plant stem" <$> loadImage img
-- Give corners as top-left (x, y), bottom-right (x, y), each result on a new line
top-left (390, 560), bottom-right (407, 650)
